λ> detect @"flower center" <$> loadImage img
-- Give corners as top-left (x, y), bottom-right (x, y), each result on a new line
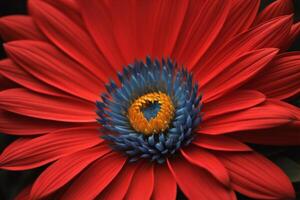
top-left (97, 57), bottom-right (202, 163)
top-left (128, 92), bottom-right (175, 135)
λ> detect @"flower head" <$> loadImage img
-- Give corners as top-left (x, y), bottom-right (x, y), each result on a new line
top-left (0, 0), bottom-right (299, 199)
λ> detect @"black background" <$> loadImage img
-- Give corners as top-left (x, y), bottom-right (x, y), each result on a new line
top-left (0, 0), bottom-right (299, 200)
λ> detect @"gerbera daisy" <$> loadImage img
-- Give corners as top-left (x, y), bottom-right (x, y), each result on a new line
top-left (0, 0), bottom-right (300, 199)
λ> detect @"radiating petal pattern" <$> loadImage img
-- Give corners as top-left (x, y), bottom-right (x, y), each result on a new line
top-left (168, 156), bottom-right (234, 200)
top-left (0, 59), bottom-right (65, 97)
top-left (172, 0), bottom-right (231, 69)
top-left (245, 52), bottom-right (300, 100)
top-left (200, 100), bottom-right (297, 134)
top-left (99, 163), bottom-right (139, 200)
top-left (5, 40), bottom-right (104, 102)
top-left (217, 151), bottom-right (295, 199)
top-left (0, 0), bottom-right (298, 199)
top-left (189, 0), bottom-right (260, 71)
top-left (194, 15), bottom-right (293, 86)
top-left (124, 162), bottom-right (154, 200)
top-left (29, 0), bottom-right (115, 82)
top-left (0, 110), bottom-right (80, 135)
top-left (193, 134), bottom-right (252, 151)
top-left (232, 123), bottom-right (300, 146)
top-left (61, 152), bottom-right (126, 200)
top-left (0, 88), bottom-right (96, 122)
top-left (181, 146), bottom-right (230, 186)
top-left (254, 0), bottom-right (294, 26)
top-left (152, 164), bottom-right (177, 200)
top-left (0, 15), bottom-right (46, 41)
top-left (0, 126), bottom-right (101, 170)
top-left (31, 145), bottom-right (111, 199)
top-left (203, 90), bottom-right (266, 120)
top-left (202, 48), bottom-right (278, 102)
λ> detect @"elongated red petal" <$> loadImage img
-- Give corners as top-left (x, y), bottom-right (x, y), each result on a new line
top-left (108, 0), bottom-right (188, 64)
top-left (0, 110), bottom-right (80, 135)
top-left (0, 88), bottom-right (96, 122)
top-left (29, 0), bottom-right (115, 82)
top-left (173, 0), bottom-right (230, 69)
top-left (202, 48), bottom-right (278, 102)
top-left (194, 15), bottom-right (292, 86)
top-left (193, 134), bottom-right (251, 151)
top-left (31, 145), bottom-right (111, 199)
top-left (0, 59), bottom-right (65, 97)
top-left (167, 156), bottom-right (234, 200)
top-left (281, 22), bottom-right (300, 51)
top-left (152, 164), bottom-right (176, 200)
top-left (181, 146), bottom-right (230, 186)
top-left (216, 151), bottom-right (295, 199)
top-left (0, 15), bottom-right (46, 41)
top-left (245, 52), bottom-right (300, 100)
top-left (203, 90), bottom-right (265, 120)
top-left (99, 163), bottom-right (139, 200)
top-left (76, 0), bottom-right (126, 69)
top-left (254, 0), bottom-right (294, 26)
top-left (0, 126), bottom-right (101, 170)
top-left (125, 162), bottom-right (154, 200)
top-left (200, 100), bottom-right (296, 135)
top-left (190, 0), bottom-right (260, 72)
top-left (232, 123), bottom-right (300, 146)
top-left (4, 40), bottom-right (103, 102)
top-left (61, 152), bottom-right (126, 200)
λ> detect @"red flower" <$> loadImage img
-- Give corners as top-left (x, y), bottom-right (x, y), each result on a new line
top-left (0, 0), bottom-right (300, 199)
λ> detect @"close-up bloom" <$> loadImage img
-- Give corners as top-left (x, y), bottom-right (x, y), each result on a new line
top-left (0, 0), bottom-right (300, 199)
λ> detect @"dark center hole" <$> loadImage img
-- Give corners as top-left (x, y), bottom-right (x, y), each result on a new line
top-left (141, 101), bottom-right (161, 121)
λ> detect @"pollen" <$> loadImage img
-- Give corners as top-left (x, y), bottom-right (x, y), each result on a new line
top-left (128, 92), bottom-right (175, 135)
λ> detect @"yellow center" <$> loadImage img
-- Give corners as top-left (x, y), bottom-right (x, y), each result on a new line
top-left (128, 92), bottom-right (175, 135)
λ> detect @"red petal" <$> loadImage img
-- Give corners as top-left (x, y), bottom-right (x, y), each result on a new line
top-left (202, 48), bottom-right (277, 102)
top-left (203, 90), bottom-right (265, 120)
top-left (31, 145), bottom-right (111, 199)
top-left (0, 15), bottom-right (46, 41)
top-left (194, 15), bottom-right (292, 86)
top-left (0, 110), bottom-right (80, 135)
top-left (167, 156), bottom-right (234, 200)
top-left (152, 164), bottom-right (176, 200)
top-left (61, 152), bottom-right (126, 200)
top-left (193, 134), bottom-right (251, 151)
top-left (181, 146), bottom-right (230, 186)
top-left (0, 88), bottom-right (96, 122)
top-left (245, 52), bottom-right (300, 100)
top-left (190, 0), bottom-right (260, 72)
top-left (281, 22), bottom-right (300, 51)
top-left (5, 40), bottom-right (104, 102)
top-left (173, 0), bottom-right (230, 69)
top-left (200, 100), bottom-right (296, 135)
top-left (76, 0), bottom-right (126, 69)
top-left (216, 151), bottom-right (295, 199)
top-left (43, 0), bottom-right (81, 25)
top-left (0, 126), bottom-right (102, 170)
top-left (272, 99), bottom-right (300, 119)
top-left (99, 163), bottom-right (139, 200)
top-left (0, 59), bottom-right (65, 97)
top-left (254, 0), bottom-right (294, 26)
top-left (56, 0), bottom-right (79, 12)
top-left (29, 0), bottom-right (115, 82)
top-left (125, 162), bottom-right (154, 200)
top-left (108, 0), bottom-right (188, 64)
top-left (232, 123), bottom-right (300, 146)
